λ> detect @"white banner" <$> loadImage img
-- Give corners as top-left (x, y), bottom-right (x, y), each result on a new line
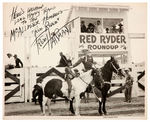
top-left (79, 33), bottom-right (128, 52)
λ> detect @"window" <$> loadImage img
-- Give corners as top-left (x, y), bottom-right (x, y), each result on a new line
top-left (103, 18), bottom-right (124, 34)
top-left (80, 18), bottom-right (124, 34)
top-left (80, 18), bottom-right (102, 33)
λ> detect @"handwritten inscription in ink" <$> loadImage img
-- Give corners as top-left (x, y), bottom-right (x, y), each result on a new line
top-left (10, 6), bottom-right (25, 22)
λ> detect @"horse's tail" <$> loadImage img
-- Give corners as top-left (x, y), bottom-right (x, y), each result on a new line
top-left (34, 84), bottom-right (44, 112)
top-left (39, 88), bottom-right (44, 112)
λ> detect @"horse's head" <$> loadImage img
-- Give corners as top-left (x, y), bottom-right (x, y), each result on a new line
top-left (110, 56), bottom-right (125, 77)
top-left (91, 68), bottom-right (99, 77)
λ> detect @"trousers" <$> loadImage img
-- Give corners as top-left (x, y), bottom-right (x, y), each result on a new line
top-left (124, 86), bottom-right (132, 101)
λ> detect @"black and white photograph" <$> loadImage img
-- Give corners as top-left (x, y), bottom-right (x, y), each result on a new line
top-left (2, 1), bottom-right (147, 119)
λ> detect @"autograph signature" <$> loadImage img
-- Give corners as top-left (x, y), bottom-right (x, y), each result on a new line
top-left (31, 17), bottom-right (79, 54)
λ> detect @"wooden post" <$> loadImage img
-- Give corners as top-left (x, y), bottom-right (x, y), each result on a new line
top-left (124, 11), bottom-right (131, 65)
top-left (24, 36), bottom-right (31, 102)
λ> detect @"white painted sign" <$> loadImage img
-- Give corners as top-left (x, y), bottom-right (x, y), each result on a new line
top-left (79, 33), bottom-right (127, 52)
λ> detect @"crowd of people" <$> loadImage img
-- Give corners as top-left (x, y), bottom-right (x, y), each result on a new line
top-left (81, 20), bottom-right (124, 34)
top-left (81, 20), bottom-right (103, 33)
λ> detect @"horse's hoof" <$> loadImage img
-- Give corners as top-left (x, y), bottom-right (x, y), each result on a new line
top-left (98, 110), bottom-right (103, 116)
top-left (99, 113), bottom-right (103, 116)
top-left (41, 113), bottom-right (46, 116)
top-left (75, 114), bottom-right (80, 116)
top-left (71, 111), bottom-right (75, 115)
top-left (69, 107), bottom-right (75, 114)
top-left (71, 112), bottom-right (75, 115)
top-left (75, 113), bottom-right (80, 116)
top-left (49, 113), bottom-right (52, 116)
top-left (103, 112), bottom-right (107, 115)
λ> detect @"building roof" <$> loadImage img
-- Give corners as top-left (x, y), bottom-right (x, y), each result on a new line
top-left (72, 4), bottom-right (130, 10)
top-left (66, 4), bottom-right (129, 23)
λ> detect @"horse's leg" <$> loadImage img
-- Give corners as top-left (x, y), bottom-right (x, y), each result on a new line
top-left (86, 92), bottom-right (89, 103)
top-left (35, 98), bottom-right (37, 104)
top-left (42, 96), bottom-right (47, 115)
top-left (75, 95), bottom-right (80, 116)
top-left (33, 90), bottom-right (37, 104)
top-left (47, 98), bottom-right (52, 115)
top-left (69, 97), bottom-right (75, 114)
top-left (56, 89), bottom-right (75, 114)
top-left (102, 89), bottom-right (109, 115)
top-left (102, 84), bottom-right (110, 115)
top-left (39, 98), bottom-right (43, 112)
top-left (98, 88), bottom-right (103, 115)
top-left (98, 101), bottom-right (103, 115)
top-left (102, 96), bottom-right (107, 115)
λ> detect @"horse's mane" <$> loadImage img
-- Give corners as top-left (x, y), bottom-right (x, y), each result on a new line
top-left (101, 60), bottom-right (110, 72)
top-left (103, 59), bottom-right (111, 68)
top-left (101, 59), bottom-right (113, 81)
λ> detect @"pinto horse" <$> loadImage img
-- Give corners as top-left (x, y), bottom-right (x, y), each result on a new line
top-left (33, 68), bottom-right (102, 116)
top-left (95, 56), bottom-right (125, 115)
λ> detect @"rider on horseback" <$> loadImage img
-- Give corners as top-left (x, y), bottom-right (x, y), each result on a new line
top-left (65, 49), bottom-right (104, 100)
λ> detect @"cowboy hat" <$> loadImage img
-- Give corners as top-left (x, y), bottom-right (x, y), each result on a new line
top-left (81, 49), bottom-right (91, 54)
top-left (124, 67), bottom-right (130, 72)
top-left (13, 54), bottom-right (17, 58)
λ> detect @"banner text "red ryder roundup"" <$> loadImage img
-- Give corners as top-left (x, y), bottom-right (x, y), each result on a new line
top-left (80, 34), bottom-right (127, 51)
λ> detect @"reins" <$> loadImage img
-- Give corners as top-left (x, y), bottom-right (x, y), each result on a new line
top-left (78, 75), bottom-right (90, 86)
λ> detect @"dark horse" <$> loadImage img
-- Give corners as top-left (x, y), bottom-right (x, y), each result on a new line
top-left (95, 56), bottom-right (125, 115)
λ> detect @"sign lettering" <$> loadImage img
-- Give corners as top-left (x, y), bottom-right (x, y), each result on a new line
top-left (79, 34), bottom-right (127, 52)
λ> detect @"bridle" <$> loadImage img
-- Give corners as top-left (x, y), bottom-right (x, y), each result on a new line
top-left (110, 61), bottom-right (121, 75)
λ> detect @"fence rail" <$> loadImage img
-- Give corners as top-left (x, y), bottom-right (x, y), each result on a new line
top-left (5, 68), bottom-right (25, 103)
top-left (4, 66), bottom-right (145, 103)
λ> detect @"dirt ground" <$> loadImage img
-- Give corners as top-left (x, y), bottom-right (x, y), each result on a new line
top-left (4, 97), bottom-right (145, 119)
